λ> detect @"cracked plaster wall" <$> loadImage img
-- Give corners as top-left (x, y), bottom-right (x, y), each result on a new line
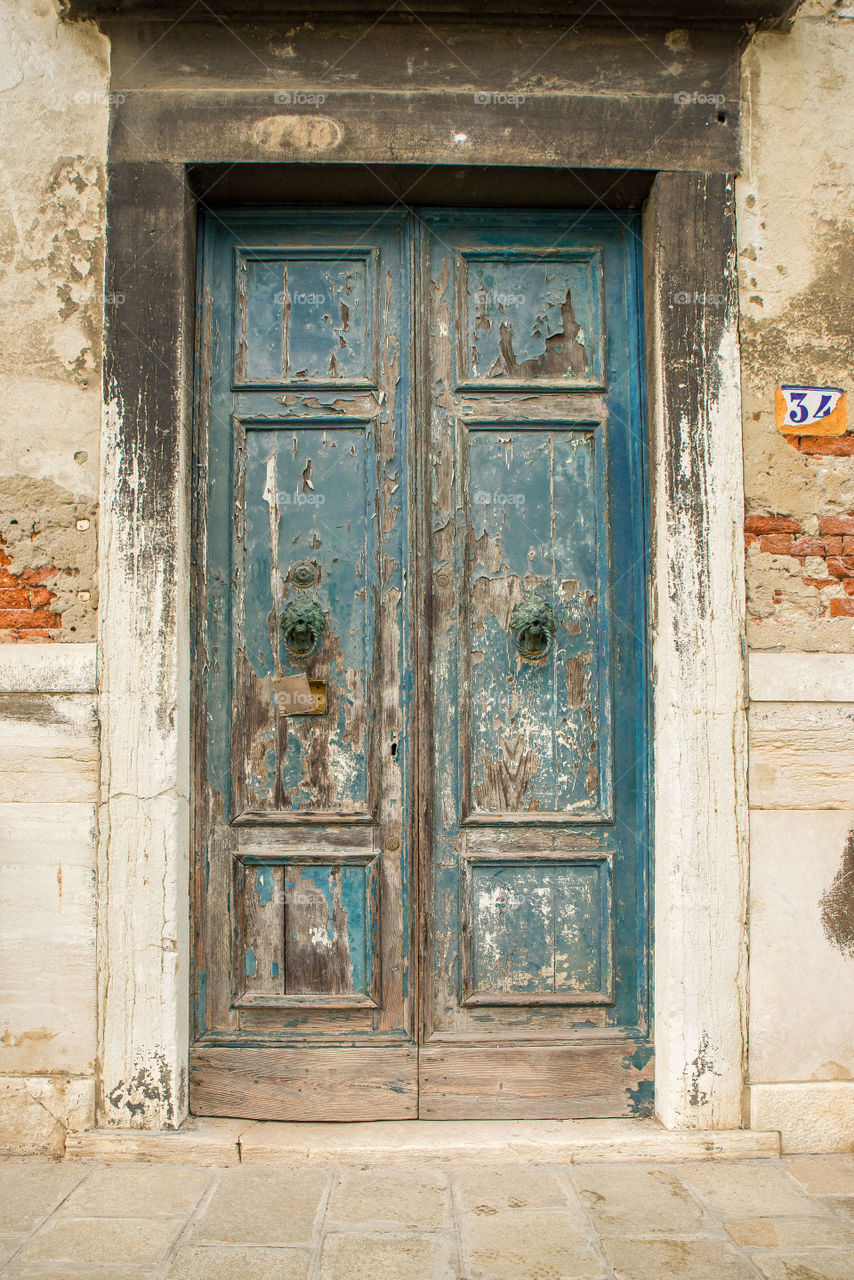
top-left (0, 0), bottom-right (106, 645)
top-left (740, 0), bottom-right (854, 650)
top-left (0, 0), bottom-right (106, 1155)
top-left (741, 0), bottom-right (854, 1150)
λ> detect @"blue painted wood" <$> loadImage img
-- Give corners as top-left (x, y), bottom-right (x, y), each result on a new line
top-left (195, 210), bottom-right (413, 1055)
top-left (421, 210), bottom-right (649, 1060)
top-left (194, 205), bottom-right (650, 1117)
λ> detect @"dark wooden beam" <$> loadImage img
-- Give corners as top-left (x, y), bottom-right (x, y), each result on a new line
top-left (63, 0), bottom-right (802, 30)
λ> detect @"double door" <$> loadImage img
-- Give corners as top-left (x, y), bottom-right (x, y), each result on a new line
top-left (191, 208), bottom-right (651, 1119)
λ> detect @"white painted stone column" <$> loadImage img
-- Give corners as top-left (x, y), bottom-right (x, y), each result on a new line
top-left (96, 164), bottom-right (192, 1128)
top-left (646, 171), bottom-right (750, 1129)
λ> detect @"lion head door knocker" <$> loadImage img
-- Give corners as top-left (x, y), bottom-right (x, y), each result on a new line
top-left (508, 593), bottom-right (557, 660)
top-left (281, 597), bottom-right (327, 657)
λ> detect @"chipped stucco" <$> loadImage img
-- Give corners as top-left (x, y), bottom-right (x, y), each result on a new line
top-left (740, 0), bottom-right (854, 649)
top-left (0, 0), bottom-right (107, 642)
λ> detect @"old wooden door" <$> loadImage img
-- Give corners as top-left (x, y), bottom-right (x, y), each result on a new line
top-left (418, 212), bottom-right (651, 1117)
top-left (191, 208), bottom-right (650, 1121)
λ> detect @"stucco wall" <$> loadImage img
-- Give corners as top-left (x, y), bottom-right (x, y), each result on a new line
top-left (741, 0), bottom-right (854, 650)
top-left (739, 0), bottom-right (854, 1151)
top-left (0, 0), bottom-right (853, 1153)
top-left (0, 0), bottom-right (106, 1153)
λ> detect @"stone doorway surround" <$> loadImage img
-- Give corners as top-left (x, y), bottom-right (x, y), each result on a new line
top-left (85, 2), bottom-right (760, 1136)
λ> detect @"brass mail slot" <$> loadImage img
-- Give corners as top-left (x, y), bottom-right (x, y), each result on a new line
top-left (273, 674), bottom-right (328, 716)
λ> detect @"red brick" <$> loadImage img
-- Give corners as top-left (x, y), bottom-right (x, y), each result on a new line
top-left (803, 577), bottom-right (837, 590)
top-left (824, 537), bottom-right (844, 556)
top-left (842, 537), bottom-right (854, 555)
top-left (0, 609), bottom-right (60, 629)
top-left (744, 513), bottom-right (802, 534)
top-left (789, 539), bottom-right (826, 557)
top-left (843, 580), bottom-right (854, 595)
top-left (830, 598), bottom-right (854, 617)
top-left (820, 516), bottom-right (854, 535)
top-left (0, 569), bottom-right (17, 588)
top-left (0, 588), bottom-right (29, 607)
top-left (744, 533), bottom-right (757, 549)
top-left (826, 557), bottom-right (854, 579)
top-left (18, 566), bottom-right (56, 587)
top-left (800, 436), bottom-right (854, 456)
top-left (28, 587), bottom-right (56, 607)
top-left (759, 534), bottom-right (795, 554)
top-left (0, 630), bottom-right (54, 642)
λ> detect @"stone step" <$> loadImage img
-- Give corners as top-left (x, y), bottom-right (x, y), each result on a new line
top-left (66, 1118), bottom-right (781, 1167)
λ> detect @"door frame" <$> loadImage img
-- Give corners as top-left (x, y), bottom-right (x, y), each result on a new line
top-left (96, 163), bottom-right (747, 1131)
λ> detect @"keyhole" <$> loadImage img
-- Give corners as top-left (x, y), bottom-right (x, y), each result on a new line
top-left (390, 739), bottom-right (398, 759)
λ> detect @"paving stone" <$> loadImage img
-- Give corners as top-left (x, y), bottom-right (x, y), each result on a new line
top-left (453, 1165), bottom-right (572, 1214)
top-left (15, 1215), bottom-right (184, 1266)
top-left (460, 1207), bottom-right (601, 1280)
top-left (0, 1159), bottom-right (85, 1234)
top-left (192, 1166), bottom-right (329, 1246)
top-left (725, 1215), bottom-right (854, 1248)
top-left (826, 1197), bottom-right (854, 1225)
top-left (320, 1231), bottom-right (457, 1280)
top-left (328, 1167), bottom-right (450, 1228)
top-left (677, 1160), bottom-right (820, 1218)
top-left (786, 1157), bottom-right (854, 1196)
top-left (0, 1272), bottom-right (153, 1280)
top-left (64, 1162), bottom-right (212, 1217)
top-left (167, 1244), bottom-right (311, 1280)
top-left (570, 1166), bottom-right (703, 1236)
top-left (753, 1251), bottom-right (854, 1280)
top-left (0, 1240), bottom-right (21, 1267)
top-left (603, 1238), bottom-right (758, 1280)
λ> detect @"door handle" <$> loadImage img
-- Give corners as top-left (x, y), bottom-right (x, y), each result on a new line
top-left (509, 593), bottom-right (557, 659)
top-left (281, 599), bottom-right (328, 656)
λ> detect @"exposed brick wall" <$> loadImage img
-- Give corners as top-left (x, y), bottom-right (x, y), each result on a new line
top-left (745, 514), bottom-right (854, 619)
top-left (0, 539), bottom-right (60, 641)
top-left (785, 435), bottom-right (854, 456)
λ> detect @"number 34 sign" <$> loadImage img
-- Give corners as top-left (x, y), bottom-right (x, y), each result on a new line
top-left (776, 384), bottom-right (848, 436)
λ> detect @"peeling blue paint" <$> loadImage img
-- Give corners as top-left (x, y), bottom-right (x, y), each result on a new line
top-left (256, 866), bottom-right (274, 906)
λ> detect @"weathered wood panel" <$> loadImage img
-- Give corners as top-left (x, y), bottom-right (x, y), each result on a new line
top-left (232, 421), bottom-right (372, 821)
top-left (465, 423), bottom-right (611, 820)
top-left (419, 1044), bottom-right (654, 1120)
top-left (190, 1046), bottom-right (418, 1120)
top-left (458, 249), bottom-right (604, 390)
top-left (74, 1), bottom-right (798, 24)
top-left (463, 857), bottom-right (613, 1004)
top-left (193, 210), bottom-right (414, 1119)
top-left (421, 210), bottom-right (651, 1108)
top-left (109, 89), bottom-right (739, 175)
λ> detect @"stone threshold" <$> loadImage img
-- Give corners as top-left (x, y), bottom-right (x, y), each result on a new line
top-left (66, 1118), bottom-right (781, 1166)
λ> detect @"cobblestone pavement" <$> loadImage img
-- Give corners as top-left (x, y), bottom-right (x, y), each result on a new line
top-left (1, 1154), bottom-right (854, 1279)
